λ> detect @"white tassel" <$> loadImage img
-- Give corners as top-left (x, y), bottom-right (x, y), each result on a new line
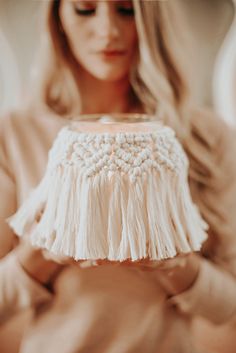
top-left (146, 170), bottom-right (177, 260)
top-left (8, 124), bottom-right (208, 261)
top-left (126, 178), bottom-right (148, 260)
top-left (117, 175), bottom-right (131, 260)
top-left (107, 173), bottom-right (123, 260)
top-left (75, 172), bottom-right (108, 260)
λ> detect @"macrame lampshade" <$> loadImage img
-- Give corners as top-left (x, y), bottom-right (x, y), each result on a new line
top-left (8, 114), bottom-right (208, 261)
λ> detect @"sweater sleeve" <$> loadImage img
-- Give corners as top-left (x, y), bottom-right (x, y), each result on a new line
top-left (168, 258), bottom-right (236, 324)
top-left (0, 117), bottom-right (53, 323)
top-left (167, 110), bottom-right (236, 324)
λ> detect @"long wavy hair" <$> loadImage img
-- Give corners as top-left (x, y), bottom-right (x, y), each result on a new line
top-left (29, 0), bottom-right (193, 138)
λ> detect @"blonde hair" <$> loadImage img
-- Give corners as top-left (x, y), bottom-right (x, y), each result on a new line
top-left (29, 0), bottom-right (192, 138)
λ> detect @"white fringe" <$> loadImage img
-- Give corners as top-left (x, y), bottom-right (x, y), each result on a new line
top-left (8, 126), bottom-right (208, 261)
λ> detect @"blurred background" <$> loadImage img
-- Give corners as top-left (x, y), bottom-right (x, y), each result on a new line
top-left (0, 0), bottom-right (235, 124)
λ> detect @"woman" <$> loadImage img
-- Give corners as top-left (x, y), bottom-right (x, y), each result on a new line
top-left (0, 1), bottom-right (236, 352)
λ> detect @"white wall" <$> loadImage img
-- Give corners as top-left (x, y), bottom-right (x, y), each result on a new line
top-left (0, 0), bottom-right (41, 113)
top-left (213, 4), bottom-right (236, 125)
top-left (182, 0), bottom-right (234, 106)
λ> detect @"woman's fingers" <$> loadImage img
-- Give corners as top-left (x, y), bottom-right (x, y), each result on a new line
top-left (42, 249), bottom-right (74, 265)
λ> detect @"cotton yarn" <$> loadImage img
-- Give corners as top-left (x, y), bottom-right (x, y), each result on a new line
top-left (8, 118), bottom-right (208, 261)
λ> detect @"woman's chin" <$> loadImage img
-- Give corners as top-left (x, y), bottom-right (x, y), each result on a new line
top-left (84, 64), bottom-right (129, 83)
top-left (90, 71), bottom-right (129, 83)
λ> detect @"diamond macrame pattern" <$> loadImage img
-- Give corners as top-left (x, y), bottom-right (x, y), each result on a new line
top-left (48, 126), bottom-right (187, 181)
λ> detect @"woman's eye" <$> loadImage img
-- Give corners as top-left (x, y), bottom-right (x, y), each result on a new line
top-left (117, 7), bottom-right (134, 16)
top-left (73, 1), bottom-right (96, 16)
top-left (117, 1), bottom-right (134, 16)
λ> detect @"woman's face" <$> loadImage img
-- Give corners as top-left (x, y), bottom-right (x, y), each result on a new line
top-left (60, 0), bottom-right (138, 82)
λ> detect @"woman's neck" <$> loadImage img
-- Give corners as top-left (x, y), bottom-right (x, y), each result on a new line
top-left (77, 71), bottom-right (143, 114)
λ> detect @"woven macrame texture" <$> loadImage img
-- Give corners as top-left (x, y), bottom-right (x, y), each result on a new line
top-left (8, 124), bottom-right (208, 261)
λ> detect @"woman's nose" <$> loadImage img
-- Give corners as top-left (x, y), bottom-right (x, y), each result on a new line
top-left (96, 4), bottom-right (120, 40)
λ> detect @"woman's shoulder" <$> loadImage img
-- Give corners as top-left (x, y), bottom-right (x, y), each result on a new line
top-left (186, 107), bottom-right (236, 181)
top-left (188, 107), bottom-right (235, 151)
top-left (0, 106), bottom-right (65, 144)
top-left (0, 106), bottom-right (33, 137)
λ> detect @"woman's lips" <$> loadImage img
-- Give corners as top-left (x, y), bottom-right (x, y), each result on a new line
top-left (98, 50), bottom-right (127, 58)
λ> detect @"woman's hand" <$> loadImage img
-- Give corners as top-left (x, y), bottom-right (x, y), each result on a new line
top-left (15, 241), bottom-right (66, 286)
top-left (131, 253), bottom-right (201, 296)
top-left (95, 253), bottom-right (201, 297)
top-left (15, 235), bottom-right (200, 297)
